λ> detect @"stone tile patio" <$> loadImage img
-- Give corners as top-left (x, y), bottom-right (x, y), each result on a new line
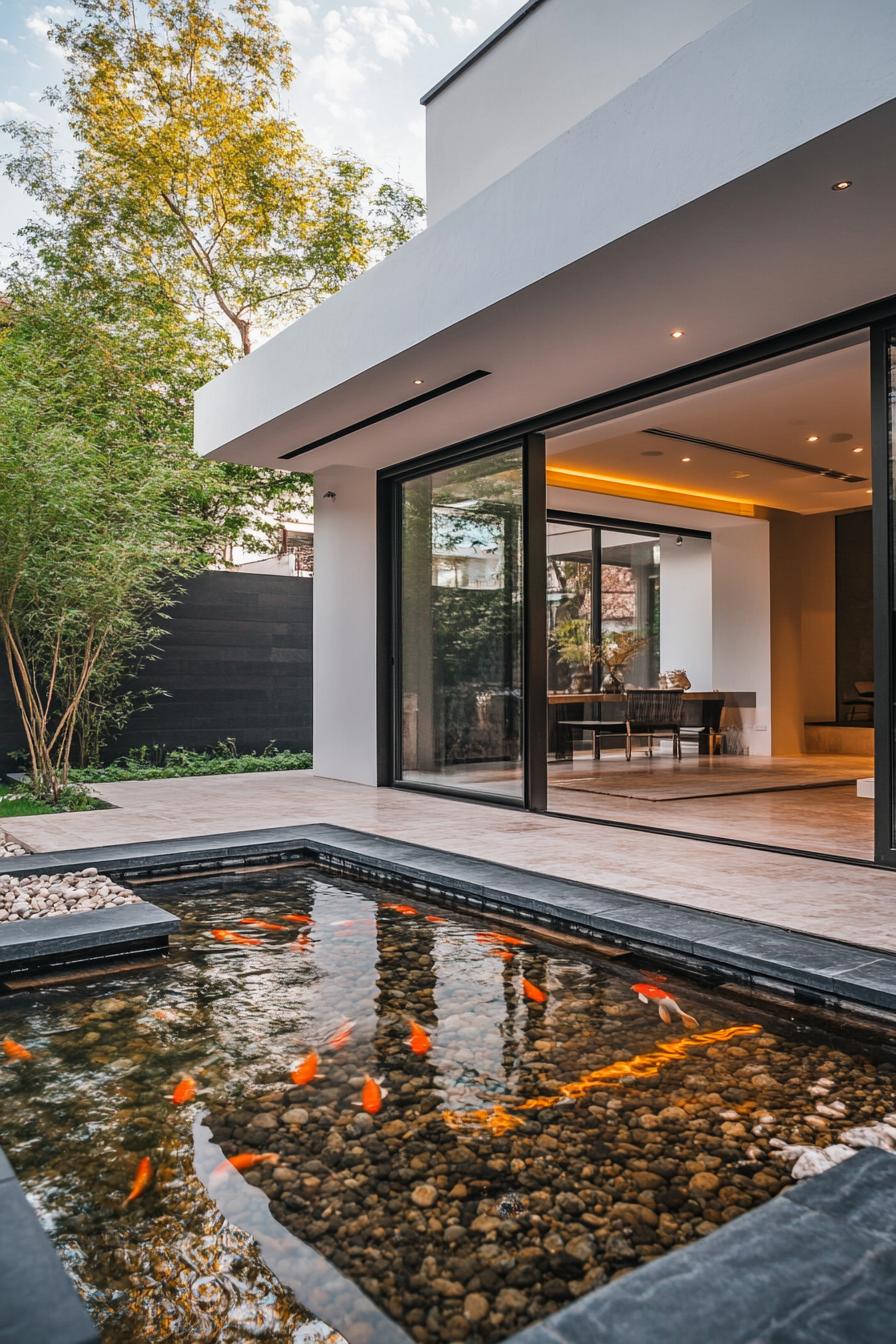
top-left (3, 771), bottom-right (896, 953)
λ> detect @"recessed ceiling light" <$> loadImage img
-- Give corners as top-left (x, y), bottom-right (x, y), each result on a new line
top-left (413, 378), bottom-right (424, 385)
top-left (866, 489), bottom-right (873, 494)
top-left (681, 456), bottom-right (691, 462)
top-left (670, 329), bottom-right (685, 339)
top-left (853, 446), bottom-right (864, 454)
top-left (832, 180), bottom-right (852, 191)
top-left (733, 471), bottom-right (751, 480)
top-left (807, 434), bottom-right (819, 443)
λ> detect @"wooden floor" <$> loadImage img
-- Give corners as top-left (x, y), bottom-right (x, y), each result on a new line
top-left (4, 771), bottom-right (896, 952)
top-left (548, 752), bottom-right (875, 860)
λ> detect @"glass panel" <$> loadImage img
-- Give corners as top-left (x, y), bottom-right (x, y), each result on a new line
top-left (599, 528), bottom-right (660, 688)
top-left (398, 446), bottom-right (524, 800)
top-left (547, 523), bottom-right (593, 692)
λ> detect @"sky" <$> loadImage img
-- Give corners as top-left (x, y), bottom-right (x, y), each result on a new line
top-left (0, 0), bottom-right (522, 249)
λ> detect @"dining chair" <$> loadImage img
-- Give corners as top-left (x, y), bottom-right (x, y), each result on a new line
top-left (624, 688), bottom-right (684, 760)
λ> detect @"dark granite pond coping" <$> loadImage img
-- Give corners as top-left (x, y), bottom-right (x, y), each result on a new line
top-left (0, 902), bottom-right (179, 979)
top-left (1, 824), bottom-right (895, 1015)
top-left (0, 1143), bottom-right (99, 1344)
top-left (508, 1148), bottom-right (896, 1344)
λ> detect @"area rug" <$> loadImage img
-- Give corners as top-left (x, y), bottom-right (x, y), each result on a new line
top-left (550, 762), bottom-right (868, 802)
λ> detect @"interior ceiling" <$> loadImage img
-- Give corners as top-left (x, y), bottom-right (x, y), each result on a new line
top-left (546, 338), bottom-right (871, 514)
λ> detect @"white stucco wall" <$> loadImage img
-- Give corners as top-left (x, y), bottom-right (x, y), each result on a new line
top-left (312, 467), bottom-right (379, 785)
top-left (425, 0), bottom-right (748, 223)
top-left (195, 0), bottom-right (896, 470)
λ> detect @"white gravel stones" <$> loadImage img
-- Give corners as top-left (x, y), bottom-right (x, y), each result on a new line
top-left (0, 833), bottom-right (28, 858)
top-left (0, 867), bottom-right (142, 922)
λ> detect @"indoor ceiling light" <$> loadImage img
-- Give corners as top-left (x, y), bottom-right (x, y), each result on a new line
top-left (670, 329), bottom-right (685, 339)
top-left (413, 378), bottom-right (424, 385)
top-left (866, 489), bottom-right (873, 494)
top-left (681, 456), bottom-right (691, 462)
top-left (832, 180), bottom-right (852, 191)
top-left (853, 446), bottom-right (864, 453)
top-left (807, 434), bottom-right (819, 443)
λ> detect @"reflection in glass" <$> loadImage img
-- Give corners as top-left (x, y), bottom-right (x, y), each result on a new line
top-left (547, 523), bottom-right (594, 692)
top-left (398, 447), bottom-right (524, 799)
top-left (600, 528), bottom-right (660, 688)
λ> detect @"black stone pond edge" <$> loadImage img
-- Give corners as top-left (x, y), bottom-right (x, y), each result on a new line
top-left (2, 822), bottom-right (895, 1017)
top-left (0, 1143), bottom-right (98, 1344)
top-left (2, 826), bottom-right (896, 1344)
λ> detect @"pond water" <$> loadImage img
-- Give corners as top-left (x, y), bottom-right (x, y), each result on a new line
top-left (1, 863), bottom-right (894, 1344)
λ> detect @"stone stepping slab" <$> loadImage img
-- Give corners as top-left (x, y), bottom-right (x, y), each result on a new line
top-left (0, 902), bottom-right (179, 979)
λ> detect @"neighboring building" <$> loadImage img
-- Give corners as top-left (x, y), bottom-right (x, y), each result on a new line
top-left (195, 0), bottom-right (896, 867)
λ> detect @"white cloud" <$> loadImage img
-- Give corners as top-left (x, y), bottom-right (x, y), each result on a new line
top-left (0, 37), bottom-right (16, 51)
top-left (0, 100), bottom-right (28, 115)
top-left (274, 1), bottom-right (315, 39)
top-left (449, 15), bottom-right (478, 37)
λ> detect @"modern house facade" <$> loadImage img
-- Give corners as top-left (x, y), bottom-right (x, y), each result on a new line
top-left (195, 0), bottom-right (896, 867)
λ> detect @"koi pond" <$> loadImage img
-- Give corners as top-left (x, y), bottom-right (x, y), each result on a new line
top-left (1, 863), bottom-right (895, 1343)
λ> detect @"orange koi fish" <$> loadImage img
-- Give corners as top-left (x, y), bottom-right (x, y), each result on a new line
top-left (632, 982), bottom-right (698, 1029)
top-left (210, 929), bottom-right (262, 946)
top-left (383, 903), bottom-right (418, 916)
top-left (124, 1156), bottom-right (153, 1205)
top-left (151, 1008), bottom-right (179, 1023)
top-left (359, 1076), bottom-right (387, 1115)
top-left (522, 978), bottom-right (548, 1004)
top-left (489, 949), bottom-right (514, 962)
top-left (215, 1152), bottom-right (279, 1177)
top-left (425, 915), bottom-right (446, 924)
top-left (284, 913), bottom-right (313, 925)
top-left (171, 1076), bottom-right (197, 1106)
top-left (476, 931), bottom-right (527, 947)
top-left (328, 1021), bottom-right (355, 1051)
top-left (290, 1050), bottom-right (320, 1086)
top-left (239, 918), bottom-right (289, 932)
top-left (2, 1038), bottom-right (32, 1062)
top-left (286, 933), bottom-right (311, 953)
top-left (407, 1021), bottom-right (432, 1055)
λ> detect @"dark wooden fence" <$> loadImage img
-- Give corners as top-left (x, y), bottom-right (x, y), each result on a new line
top-left (0, 572), bottom-right (312, 770)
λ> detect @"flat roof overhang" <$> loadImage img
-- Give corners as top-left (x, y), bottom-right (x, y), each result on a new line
top-left (194, 5), bottom-right (896, 475)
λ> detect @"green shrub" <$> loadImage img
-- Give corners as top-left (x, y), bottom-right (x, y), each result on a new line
top-left (68, 745), bottom-right (312, 784)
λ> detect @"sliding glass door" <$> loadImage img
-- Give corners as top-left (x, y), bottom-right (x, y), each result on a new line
top-left (393, 441), bottom-right (544, 804)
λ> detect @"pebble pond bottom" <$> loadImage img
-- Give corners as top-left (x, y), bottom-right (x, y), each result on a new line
top-left (1, 864), bottom-right (895, 1344)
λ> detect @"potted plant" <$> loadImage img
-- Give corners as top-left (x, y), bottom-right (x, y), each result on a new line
top-left (597, 629), bottom-right (649, 693)
top-left (550, 618), bottom-right (599, 692)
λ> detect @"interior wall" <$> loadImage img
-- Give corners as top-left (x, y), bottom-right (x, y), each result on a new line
top-left (658, 534), bottom-right (713, 688)
top-left (710, 519), bottom-right (772, 754)
top-left (768, 512), bottom-right (806, 755)
top-left (800, 513), bottom-right (837, 723)
top-left (835, 509), bottom-right (874, 720)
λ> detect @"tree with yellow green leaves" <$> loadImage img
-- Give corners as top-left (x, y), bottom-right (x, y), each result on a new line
top-left (4, 0), bottom-right (423, 354)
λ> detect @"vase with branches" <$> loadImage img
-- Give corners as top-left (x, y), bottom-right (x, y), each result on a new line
top-left (597, 629), bottom-right (649, 693)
